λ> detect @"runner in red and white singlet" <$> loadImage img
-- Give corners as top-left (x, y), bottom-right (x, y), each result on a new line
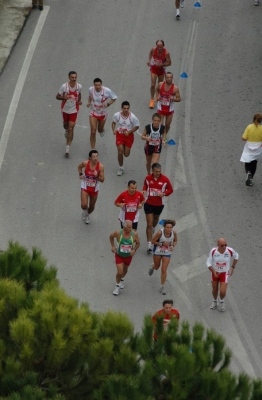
top-left (206, 238), bottom-right (239, 312)
top-left (78, 150), bottom-right (105, 224)
top-left (86, 78), bottom-right (117, 150)
top-left (56, 71), bottom-right (82, 157)
top-left (156, 72), bottom-right (181, 135)
top-left (114, 180), bottom-right (144, 230)
top-left (112, 101), bottom-right (140, 176)
top-left (147, 40), bottom-right (171, 109)
top-left (152, 299), bottom-right (180, 341)
top-left (142, 163), bottom-right (173, 252)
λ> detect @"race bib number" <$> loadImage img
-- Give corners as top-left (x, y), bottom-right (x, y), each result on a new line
top-left (120, 244), bottom-right (132, 253)
top-left (161, 100), bottom-right (170, 106)
top-left (215, 262), bottom-right (226, 270)
top-left (149, 139), bottom-right (160, 146)
top-left (93, 102), bottom-right (103, 110)
top-left (118, 128), bottom-right (128, 134)
top-left (149, 188), bottom-right (161, 196)
top-left (126, 207), bottom-right (137, 212)
top-left (157, 245), bottom-right (169, 253)
top-left (85, 178), bottom-right (96, 187)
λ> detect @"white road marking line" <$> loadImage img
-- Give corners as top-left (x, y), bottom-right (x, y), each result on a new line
top-left (172, 255), bottom-right (206, 282)
top-left (174, 139), bottom-right (187, 190)
top-left (0, 6), bottom-right (50, 172)
top-left (176, 212), bottom-right (198, 234)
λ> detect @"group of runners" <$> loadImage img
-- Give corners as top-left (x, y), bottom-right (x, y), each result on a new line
top-left (55, 38), bottom-right (241, 310)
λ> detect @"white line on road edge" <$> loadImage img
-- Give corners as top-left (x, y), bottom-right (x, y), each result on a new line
top-left (180, 20), bottom-right (262, 377)
top-left (0, 7), bottom-right (50, 172)
top-left (173, 255), bottom-right (207, 283)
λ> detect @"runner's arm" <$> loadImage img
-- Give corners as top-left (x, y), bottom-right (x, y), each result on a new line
top-left (97, 164), bottom-right (105, 183)
top-left (147, 48), bottom-right (154, 66)
top-left (151, 231), bottom-right (162, 246)
top-left (109, 231), bottom-right (120, 252)
top-left (141, 128), bottom-right (150, 141)
top-left (162, 179), bottom-right (173, 197)
top-left (112, 121), bottom-right (116, 134)
top-left (78, 161), bottom-right (87, 178)
top-left (162, 127), bottom-right (167, 146)
top-left (173, 87), bottom-right (181, 102)
top-left (56, 92), bottom-right (70, 101)
top-left (163, 51), bottom-right (171, 67)
top-left (77, 92), bottom-right (82, 105)
top-left (86, 94), bottom-right (92, 107)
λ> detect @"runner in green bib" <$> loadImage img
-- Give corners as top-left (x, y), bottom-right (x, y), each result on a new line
top-left (110, 220), bottom-right (140, 296)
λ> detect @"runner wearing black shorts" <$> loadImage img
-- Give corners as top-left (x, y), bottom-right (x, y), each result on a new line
top-left (142, 163), bottom-right (173, 252)
top-left (141, 113), bottom-right (166, 174)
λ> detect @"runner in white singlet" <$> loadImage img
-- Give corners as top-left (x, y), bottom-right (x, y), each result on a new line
top-left (56, 71), bottom-right (82, 157)
top-left (148, 220), bottom-right (177, 295)
top-left (86, 78), bottom-right (117, 150)
top-left (112, 101), bottom-right (140, 176)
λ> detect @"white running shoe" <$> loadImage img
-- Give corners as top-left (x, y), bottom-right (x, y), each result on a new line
top-left (82, 210), bottom-right (87, 221)
top-left (85, 214), bottom-right (90, 224)
top-left (254, 0), bottom-right (259, 5)
top-left (117, 168), bottom-right (124, 176)
top-left (176, 11), bottom-right (180, 19)
top-left (119, 279), bottom-right (125, 289)
top-left (113, 284), bottom-right (120, 296)
top-left (160, 286), bottom-right (166, 295)
top-left (147, 242), bottom-right (152, 253)
top-left (99, 130), bottom-right (105, 137)
top-left (65, 146), bottom-right (70, 157)
top-left (180, 0), bottom-right (184, 7)
top-left (210, 300), bottom-right (217, 310)
top-left (219, 302), bottom-right (225, 312)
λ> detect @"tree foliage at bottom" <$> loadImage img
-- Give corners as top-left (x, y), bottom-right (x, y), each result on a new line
top-left (0, 242), bottom-right (262, 400)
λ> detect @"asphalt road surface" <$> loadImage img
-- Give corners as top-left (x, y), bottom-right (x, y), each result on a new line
top-left (0, 0), bottom-right (262, 378)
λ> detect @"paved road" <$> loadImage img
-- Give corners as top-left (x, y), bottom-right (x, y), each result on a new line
top-left (0, 0), bottom-right (262, 377)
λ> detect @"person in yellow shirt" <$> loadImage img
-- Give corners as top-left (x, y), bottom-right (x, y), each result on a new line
top-left (240, 113), bottom-right (262, 186)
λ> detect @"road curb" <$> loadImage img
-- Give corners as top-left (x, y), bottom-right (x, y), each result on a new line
top-left (0, 0), bottom-right (32, 75)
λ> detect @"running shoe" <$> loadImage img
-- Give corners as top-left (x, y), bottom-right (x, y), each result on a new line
top-left (210, 300), bottom-right (217, 310)
top-left (65, 146), bottom-right (70, 157)
top-left (113, 284), bottom-right (120, 296)
top-left (85, 214), bottom-right (90, 224)
top-left (117, 168), bottom-right (124, 176)
top-left (149, 99), bottom-right (155, 109)
top-left (160, 286), bottom-right (166, 295)
top-left (39, 5), bottom-right (43, 10)
top-left (82, 210), bottom-right (87, 221)
top-left (180, 0), bottom-right (184, 7)
top-left (119, 279), bottom-right (125, 289)
top-left (64, 129), bottom-right (68, 138)
top-left (176, 12), bottom-right (180, 19)
top-left (246, 172), bottom-right (253, 186)
top-left (149, 264), bottom-right (154, 276)
top-left (147, 242), bottom-right (152, 253)
top-left (99, 130), bottom-right (105, 137)
top-left (219, 302), bottom-right (225, 312)
top-left (254, 0), bottom-right (259, 5)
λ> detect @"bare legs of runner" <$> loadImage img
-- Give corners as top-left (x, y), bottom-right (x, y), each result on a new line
top-left (146, 154), bottom-right (160, 174)
top-left (89, 116), bottom-right (107, 149)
